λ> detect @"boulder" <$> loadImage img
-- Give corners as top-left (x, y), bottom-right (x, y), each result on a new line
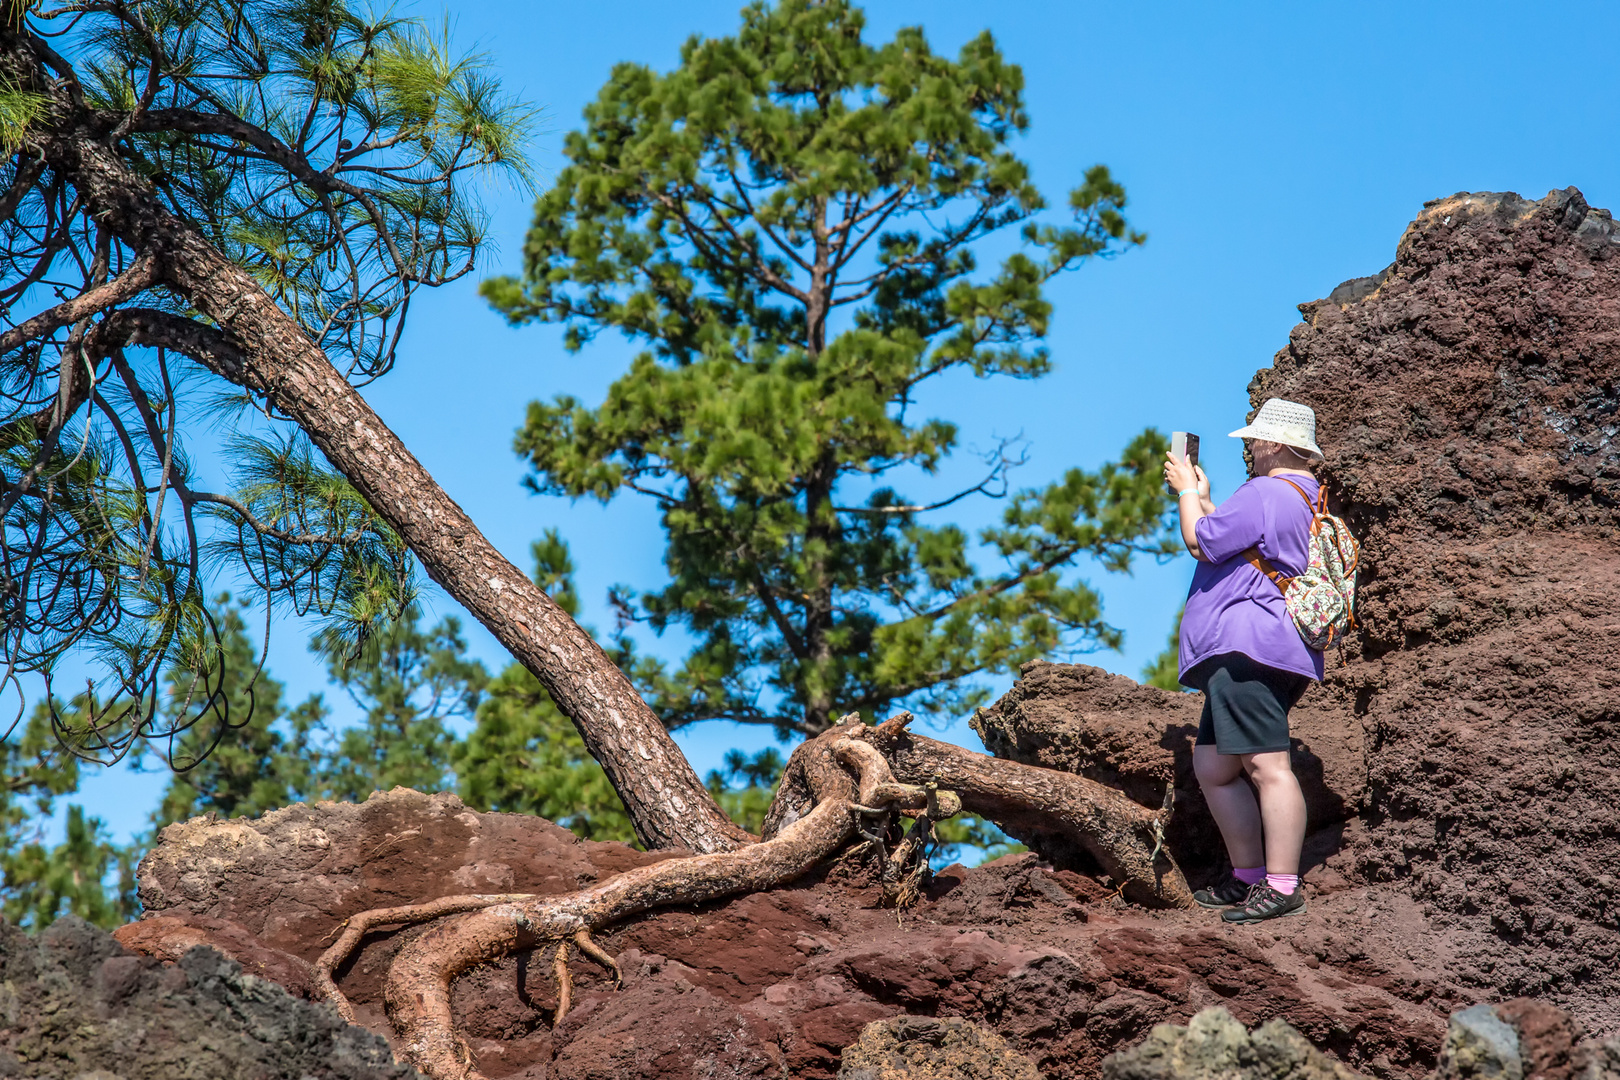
top-left (1101, 1006), bottom-right (1367, 1080)
top-left (838, 1015), bottom-right (1041, 1080)
top-left (1103, 1000), bottom-right (1620, 1080)
top-left (1440, 1005), bottom-right (1523, 1080)
top-left (973, 660), bottom-right (1365, 876)
top-left (0, 916), bottom-right (416, 1080)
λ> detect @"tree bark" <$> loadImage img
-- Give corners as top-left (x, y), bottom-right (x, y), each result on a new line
top-left (13, 32), bottom-right (748, 855)
top-left (331, 722), bottom-right (881, 1080)
top-left (868, 715), bottom-right (1194, 908)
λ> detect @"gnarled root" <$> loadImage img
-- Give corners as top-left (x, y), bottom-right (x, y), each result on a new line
top-left (865, 713), bottom-right (1195, 908)
top-left (312, 893), bottom-right (538, 1022)
top-left (570, 928), bottom-right (621, 986)
top-left (550, 930), bottom-right (619, 1030)
top-left (320, 711), bottom-right (1190, 1079)
top-left (552, 939), bottom-right (571, 1028)
top-left (377, 721), bottom-right (929, 1080)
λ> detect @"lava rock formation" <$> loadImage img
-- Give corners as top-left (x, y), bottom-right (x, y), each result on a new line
top-left (980, 187), bottom-right (1620, 1035)
top-left (0, 915), bottom-right (416, 1079)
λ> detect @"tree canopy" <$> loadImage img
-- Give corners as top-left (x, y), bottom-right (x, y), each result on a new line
top-left (0, 704), bottom-right (135, 928)
top-left (0, 0), bottom-right (534, 766)
top-left (486, 0), bottom-right (1174, 736)
top-left (1, 0), bottom-right (744, 850)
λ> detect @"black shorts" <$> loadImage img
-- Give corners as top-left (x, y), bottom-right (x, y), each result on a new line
top-left (1189, 652), bottom-right (1309, 755)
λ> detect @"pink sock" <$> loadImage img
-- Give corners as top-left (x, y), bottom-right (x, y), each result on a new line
top-left (1233, 866), bottom-right (1267, 886)
top-left (1267, 872), bottom-right (1300, 895)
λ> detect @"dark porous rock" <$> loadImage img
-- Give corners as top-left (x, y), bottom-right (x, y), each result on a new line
top-left (839, 1015), bottom-right (1041, 1080)
top-left (0, 915), bottom-right (417, 1080)
top-left (1100, 1006), bottom-right (1367, 1080)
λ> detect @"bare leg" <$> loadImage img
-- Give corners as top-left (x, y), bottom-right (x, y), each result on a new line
top-left (1194, 742), bottom-right (1264, 869)
top-left (1242, 750), bottom-right (1306, 875)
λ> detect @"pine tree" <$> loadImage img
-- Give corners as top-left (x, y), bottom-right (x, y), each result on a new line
top-left (455, 530), bottom-right (635, 842)
top-left (0, 709), bottom-right (135, 928)
top-left (149, 598), bottom-right (327, 826)
top-left (308, 611), bottom-right (488, 802)
top-left (456, 664), bottom-right (635, 842)
top-left (1, 805), bottom-right (136, 929)
top-left (486, 0), bottom-right (1175, 737)
top-left (2, 0), bottom-right (756, 855)
top-left (147, 599), bottom-right (486, 824)
top-left (1141, 607), bottom-right (1186, 692)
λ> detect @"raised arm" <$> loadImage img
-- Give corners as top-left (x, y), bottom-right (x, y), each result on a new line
top-left (1165, 453), bottom-right (1214, 560)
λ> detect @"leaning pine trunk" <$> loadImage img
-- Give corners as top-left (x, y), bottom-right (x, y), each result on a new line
top-left (29, 72), bottom-right (748, 854)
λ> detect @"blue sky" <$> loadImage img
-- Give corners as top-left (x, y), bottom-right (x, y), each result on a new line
top-left (54, 0), bottom-right (1620, 844)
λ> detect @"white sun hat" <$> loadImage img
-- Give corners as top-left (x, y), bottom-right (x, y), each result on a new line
top-left (1228, 398), bottom-right (1324, 460)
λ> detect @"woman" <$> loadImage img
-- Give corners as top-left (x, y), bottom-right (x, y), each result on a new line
top-left (1163, 398), bottom-right (1324, 924)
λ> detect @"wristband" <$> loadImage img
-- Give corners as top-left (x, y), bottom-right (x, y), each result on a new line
top-left (1177, 489), bottom-right (1199, 499)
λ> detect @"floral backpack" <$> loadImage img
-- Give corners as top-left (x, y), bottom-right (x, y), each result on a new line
top-left (1240, 477), bottom-right (1361, 650)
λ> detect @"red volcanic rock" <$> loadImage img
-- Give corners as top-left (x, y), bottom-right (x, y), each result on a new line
top-left (977, 188), bottom-right (1620, 1038)
top-left (1257, 187), bottom-right (1620, 1034)
top-left (972, 660), bottom-right (1366, 879)
top-left (125, 791), bottom-right (1452, 1079)
top-left (114, 914), bottom-right (316, 997)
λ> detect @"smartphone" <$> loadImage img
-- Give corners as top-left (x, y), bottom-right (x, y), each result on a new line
top-left (1169, 432), bottom-right (1199, 495)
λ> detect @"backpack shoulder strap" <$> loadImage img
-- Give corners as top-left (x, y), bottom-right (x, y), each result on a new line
top-left (1274, 475), bottom-right (1318, 511)
top-left (1241, 545), bottom-right (1293, 593)
top-left (1246, 477), bottom-right (1317, 592)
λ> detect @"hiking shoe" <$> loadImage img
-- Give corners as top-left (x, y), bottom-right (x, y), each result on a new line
top-left (1221, 883), bottom-right (1306, 923)
top-left (1192, 875), bottom-right (1255, 909)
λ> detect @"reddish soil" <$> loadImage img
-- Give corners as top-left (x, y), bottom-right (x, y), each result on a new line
top-left (111, 186), bottom-right (1620, 1078)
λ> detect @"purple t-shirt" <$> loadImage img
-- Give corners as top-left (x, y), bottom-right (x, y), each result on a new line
top-left (1177, 473), bottom-right (1325, 686)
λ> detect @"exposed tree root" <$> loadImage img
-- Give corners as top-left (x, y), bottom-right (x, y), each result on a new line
top-left (552, 940), bottom-right (571, 1028)
top-left (865, 714), bottom-right (1194, 908)
top-left (312, 893), bottom-right (539, 1023)
top-left (549, 929), bottom-right (621, 1030)
top-left (315, 714), bottom-right (1193, 1078)
top-left (370, 722), bottom-right (892, 1079)
top-left (570, 927), bottom-right (621, 986)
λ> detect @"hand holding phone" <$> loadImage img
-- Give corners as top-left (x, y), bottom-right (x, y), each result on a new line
top-left (1171, 431), bottom-right (1200, 468)
top-left (1167, 431), bottom-right (1201, 496)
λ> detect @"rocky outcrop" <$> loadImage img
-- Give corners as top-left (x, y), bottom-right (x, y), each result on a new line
top-left (1101, 1006), bottom-right (1368, 1080)
top-left (973, 661), bottom-right (1365, 877)
top-left (92, 187), bottom-right (1620, 1079)
top-left (1103, 1000), bottom-right (1620, 1080)
top-left (120, 790), bottom-right (1452, 1079)
top-left (838, 1016), bottom-right (1041, 1079)
top-left (0, 916), bottom-right (417, 1079)
top-left (978, 187), bottom-right (1620, 1036)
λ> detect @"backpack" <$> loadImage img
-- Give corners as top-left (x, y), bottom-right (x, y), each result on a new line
top-left (1240, 477), bottom-right (1361, 651)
